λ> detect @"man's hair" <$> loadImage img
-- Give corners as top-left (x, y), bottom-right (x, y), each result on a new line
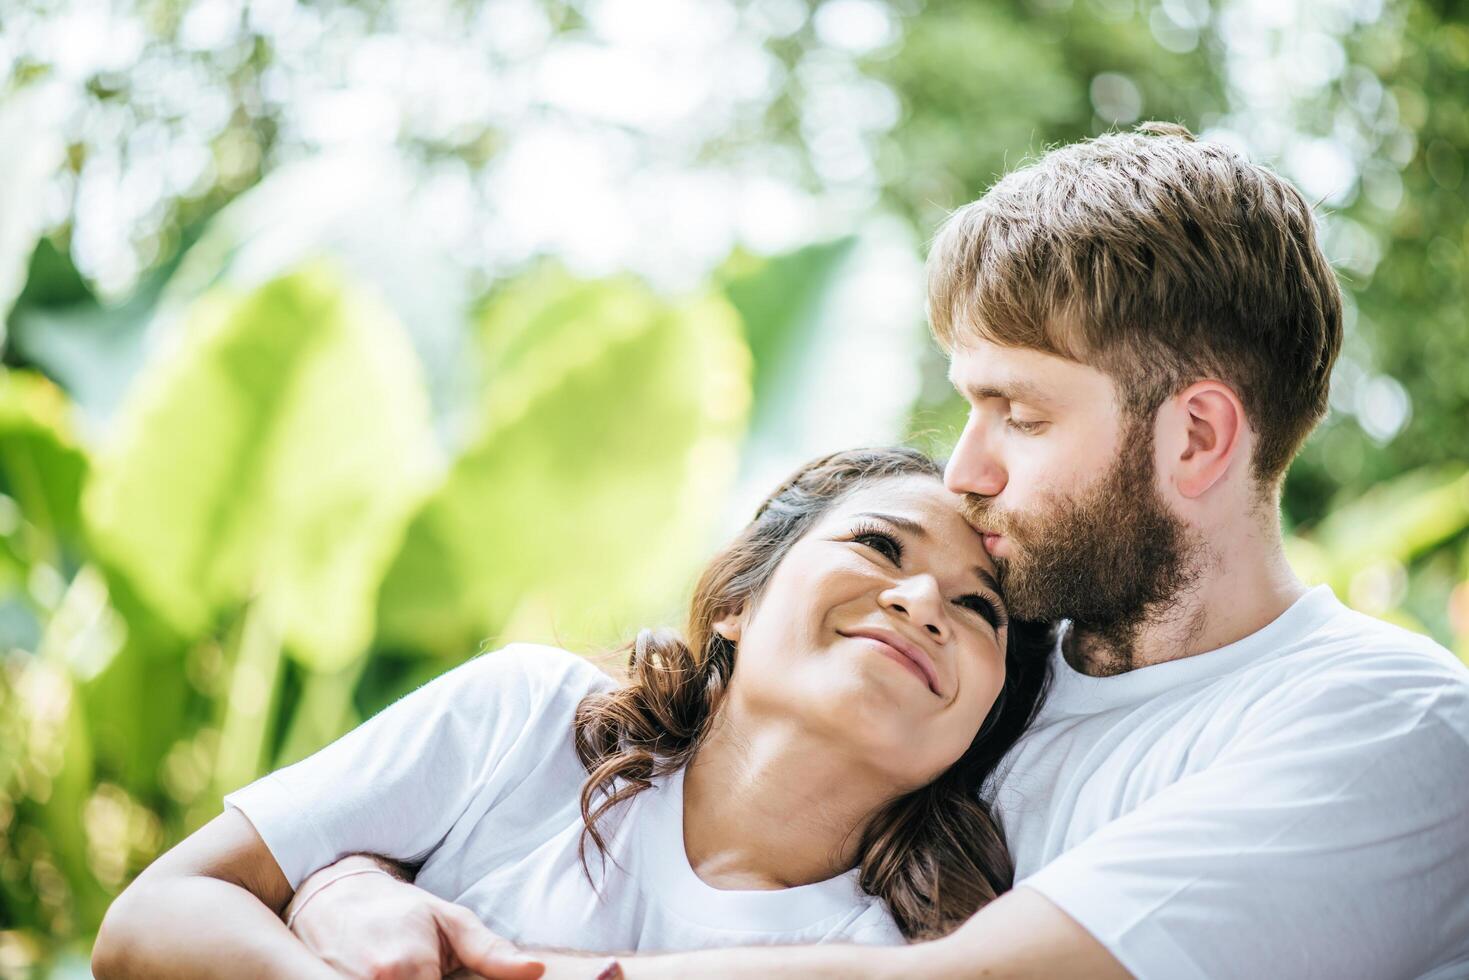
top-left (927, 121), bottom-right (1343, 485)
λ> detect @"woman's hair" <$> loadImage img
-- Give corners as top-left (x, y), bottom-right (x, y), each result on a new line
top-left (572, 446), bottom-right (1053, 940)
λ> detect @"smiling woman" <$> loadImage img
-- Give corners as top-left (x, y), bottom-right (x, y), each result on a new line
top-left (576, 449), bottom-right (1047, 941)
top-left (93, 447), bottom-right (1054, 978)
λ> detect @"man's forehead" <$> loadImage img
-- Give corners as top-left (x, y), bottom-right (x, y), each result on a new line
top-left (946, 342), bottom-right (1108, 406)
top-left (946, 345), bottom-right (1054, 398)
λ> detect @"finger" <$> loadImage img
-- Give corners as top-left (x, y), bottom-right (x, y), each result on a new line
top-left (436, 903), bottom-right (545, 980)
top-left (350, 950), bottom-right (440, 980)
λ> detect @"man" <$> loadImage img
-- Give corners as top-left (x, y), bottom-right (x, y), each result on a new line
top-left (264, 123), bottom-right (1469, 978)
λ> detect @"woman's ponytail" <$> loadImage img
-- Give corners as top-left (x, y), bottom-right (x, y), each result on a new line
top-left (573, 627), bottom-right (733, 867)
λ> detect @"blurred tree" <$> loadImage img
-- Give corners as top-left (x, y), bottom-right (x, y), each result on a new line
top-left (879, 0), bottom-right (1228, 466)
top-left (871, 0), bottom-right (1226, 233)
top-left (1282, 0), bottom-right (1469, 524)
top-left (0, 1), bottom-right (1466, 973)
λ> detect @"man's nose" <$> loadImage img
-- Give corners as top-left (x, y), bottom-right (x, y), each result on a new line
top-left (944, 414), bottom-right (1007, 498)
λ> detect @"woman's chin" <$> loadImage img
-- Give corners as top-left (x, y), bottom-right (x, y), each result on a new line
top-left (814, 670), bottom-right (938, 755)
top-left (744, 661), bottom-right (957, 778)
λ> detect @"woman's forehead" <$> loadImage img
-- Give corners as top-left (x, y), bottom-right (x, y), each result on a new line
top-left (826, 478), bottom-right (990, 555)
top-left (832, 475), bottom-right (953, 514)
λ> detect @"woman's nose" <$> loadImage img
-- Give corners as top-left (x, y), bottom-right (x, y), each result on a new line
top-left (879, 578), bottom-right (950, 641)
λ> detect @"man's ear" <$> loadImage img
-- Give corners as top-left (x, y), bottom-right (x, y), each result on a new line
top-left (712, 607), bottom-right (745, 644)
top-left (1168, 380), bottom-right (1246, 499)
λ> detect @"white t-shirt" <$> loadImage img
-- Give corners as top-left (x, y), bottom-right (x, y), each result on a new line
top-left (992, 584), bottom-right (1469, 980)
top-left (224, 644), bottom-right (903, 952)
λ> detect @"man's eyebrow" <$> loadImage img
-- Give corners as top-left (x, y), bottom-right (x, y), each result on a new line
top-left (947, 374), bottom-right (1053, 406)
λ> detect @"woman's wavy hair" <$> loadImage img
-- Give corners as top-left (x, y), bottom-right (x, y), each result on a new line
top-left (572, 447), bottom-right (1053, 940)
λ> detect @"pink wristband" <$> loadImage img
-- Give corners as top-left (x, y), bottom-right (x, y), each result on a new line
top-left (284, 867), bottom-right (397, 930)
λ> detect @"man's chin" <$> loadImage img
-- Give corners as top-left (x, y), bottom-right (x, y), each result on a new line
top-left (991, 554), bottom-right (1069, 623)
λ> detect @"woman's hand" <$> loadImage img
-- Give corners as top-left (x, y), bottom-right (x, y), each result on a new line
top-left (288, 855), bottom-right (544, 979)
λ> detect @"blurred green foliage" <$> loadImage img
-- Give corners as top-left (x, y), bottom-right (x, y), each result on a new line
top-left (0, 0), bottom-right (1466, 975)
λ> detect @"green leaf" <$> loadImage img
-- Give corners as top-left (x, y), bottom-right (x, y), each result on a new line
top-left (8, 239), bottom-right (177, 433)
top-left (1303, 465), bottom-right (1469, 587)
top-left (377, 270), bottom-right (751, 656)
top-left (0, 652), bottom-right (110, 935)
top-left (83, 263), bottom-right (440, 672)
top-left (0, 370), bottom-right (89, 570)
top-left (720, 237), bottom-right (855, 441)
top-left (161, 153), bottom-right (479, 447)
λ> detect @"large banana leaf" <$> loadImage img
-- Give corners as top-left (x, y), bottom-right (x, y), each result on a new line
top-left (159, 152), bottom-right (479, 450)
top-left (82, 263), bottom-right (440, 673)
top-left (376, 270), bottom-right (751, 658)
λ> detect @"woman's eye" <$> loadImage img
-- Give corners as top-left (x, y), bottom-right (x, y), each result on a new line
top-left (955, 593), bottom-right (1005, 630)
top-left (853, 531), bottom-right (903, 565)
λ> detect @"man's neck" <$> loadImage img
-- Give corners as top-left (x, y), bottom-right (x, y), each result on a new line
top-left (1065, 535), bottom-right (1307, 677)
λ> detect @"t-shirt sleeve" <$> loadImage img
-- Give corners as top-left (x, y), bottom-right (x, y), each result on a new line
top-left (837, 906), bottom-right (908, 946)
top-left (1020, 666), bottom-right (1469, 980)
top-left (224, 643), bottom-right (611, 891)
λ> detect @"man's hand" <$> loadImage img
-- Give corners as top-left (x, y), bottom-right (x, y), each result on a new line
top-left (287, 854), bottom-right (544, 979)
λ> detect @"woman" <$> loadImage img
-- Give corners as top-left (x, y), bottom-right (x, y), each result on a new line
top-left (93, 447), bottom-right (1051, 977)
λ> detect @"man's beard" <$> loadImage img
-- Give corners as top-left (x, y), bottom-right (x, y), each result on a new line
top-left (960, 416), bottom-right (1203, 670)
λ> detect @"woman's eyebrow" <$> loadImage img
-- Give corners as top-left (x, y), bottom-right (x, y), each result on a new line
top-left (972, 567), bottom-right (1000, 594)
top-left (852, 511), bottom-right (927, 537)
top-left (853, 513), bottom-right (1002, 592)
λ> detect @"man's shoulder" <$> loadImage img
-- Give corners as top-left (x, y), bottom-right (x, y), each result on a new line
top-left (1270, 601), bottom-right (1466, 687)
top-left (1240, 607), bottom-right (1469, 745)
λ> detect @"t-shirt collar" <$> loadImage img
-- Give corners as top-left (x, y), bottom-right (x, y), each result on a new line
top-left (1038, 584), bottom-right (1343, 716)
top-left (634, 767), bottom-right (878, 931)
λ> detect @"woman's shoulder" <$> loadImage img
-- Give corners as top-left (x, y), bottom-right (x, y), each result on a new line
top-left (399, 644), bottom-right (622, 777)
top-left (456, 642), bottom-right (621, 707)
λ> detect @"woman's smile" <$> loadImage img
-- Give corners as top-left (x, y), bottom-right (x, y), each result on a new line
top-left (840, 627), bottom-right (943, 697)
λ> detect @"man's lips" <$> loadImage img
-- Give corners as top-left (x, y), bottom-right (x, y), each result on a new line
top-left (839, 627), bottom-right (942, 697)
top-left (961, 506), bottom-right (1006, 548)
top-left (979, 530), bottom-right (1008, 556)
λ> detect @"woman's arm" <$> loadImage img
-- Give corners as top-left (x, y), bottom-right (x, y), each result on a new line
top-left (287, 853), bottom-right (544, 979)
top-left (92, 808), bottom-right (339, 980)
top-left (93, 810), bottom-right (544, 980)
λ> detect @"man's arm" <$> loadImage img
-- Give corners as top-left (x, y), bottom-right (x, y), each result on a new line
top-left (303, 852), bottom-right (1130, 979)
top-left (597, 887), bottom-right (1129, 980)
top-left (93, 811), bottom-right (543, 980)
